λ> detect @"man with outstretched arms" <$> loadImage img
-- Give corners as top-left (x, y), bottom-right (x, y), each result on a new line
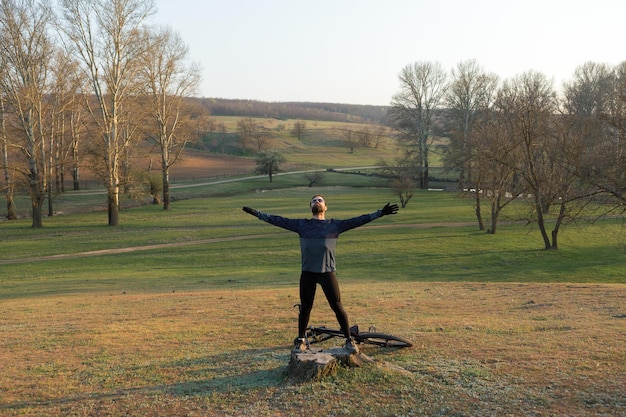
top-left (242, 195), bottom-right (398, 353)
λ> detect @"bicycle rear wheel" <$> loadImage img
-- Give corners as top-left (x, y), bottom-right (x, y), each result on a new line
top-left (358, 332), bottom-right (413, 348)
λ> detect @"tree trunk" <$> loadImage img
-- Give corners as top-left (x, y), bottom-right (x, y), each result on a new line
top-left (26, 117), bottom-right (44, 228)
top-left (535, 202), bottom-right (552, 250)
top-left (2, 133), bottom-right (17, 220)
top-left (475, 193), bottom-right (484, 231)
top-left (162, 160), bottom-right (170, 210)
top-left (31, 201), bottom-right (43, 228)
top-left (72, 163), bottom-right (80, 191)
top-left (58, 134), bottom-right (65, 193)
top-left (1, 98), bottom-right (17, 220)
top-left (286, 350), bottom-right (338, 383)
top-left (489, 205), bottom-right (499, 234)
top-left (47, 135), bottom-right (54, 218)
top-left (550, 202), bottom-right (567, 250)
top-left (5, 191), bottom-right (17, 220)
top-left (108, 186), bottom-right (120, 226)
top-left (423, 155), bottom-right (429, 189)
top-left (48, 184), bottom-right (53, 217)
top-left (71, 121), bottom-right (80, 190)
top-left (28, 168), bottom-right (44, 228)
top-left (285, 347), bottom-right (372, 384)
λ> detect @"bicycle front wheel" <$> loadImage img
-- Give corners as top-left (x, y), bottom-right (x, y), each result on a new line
top-left (358, 332), bottom-right (413, 348)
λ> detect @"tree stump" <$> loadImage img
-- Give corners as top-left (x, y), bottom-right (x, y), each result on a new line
top-left (285, 346), bottom-right (373, 383)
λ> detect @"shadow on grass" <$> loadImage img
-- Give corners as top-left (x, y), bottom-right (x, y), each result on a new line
top-left (164, 347), bottom-right (290, 395)
top-left (1, 347), bottom-right (289, 413)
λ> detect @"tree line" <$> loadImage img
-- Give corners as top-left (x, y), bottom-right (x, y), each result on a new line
top-left (2, 0), bottom-right (624, 244)
top-left (201, 98), bottom-right (388, 125)
top-left (0, 0), bottom-right (202, 227)
top-left (0, 0), bottom-right (390, 229)
top-left (387, 60), bottom-right (625, 249)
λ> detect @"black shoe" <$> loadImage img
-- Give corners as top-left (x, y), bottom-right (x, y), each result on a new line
top-left (293, 337), bottom-right (308, 353)
top-left (344, 337), bottom-right (359, 354)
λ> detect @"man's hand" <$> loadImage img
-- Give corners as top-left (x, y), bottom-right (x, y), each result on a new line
top-left (242, 206), bottom-right (258, 217)
top-left (381, 202), bottom-right (399, 216)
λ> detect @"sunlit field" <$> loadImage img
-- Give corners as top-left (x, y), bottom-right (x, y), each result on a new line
top-left (1, 186), bottom-right (624, 416)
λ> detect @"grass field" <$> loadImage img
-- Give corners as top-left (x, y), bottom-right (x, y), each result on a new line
top-left (1, 282), bottom-right (624, 416)
top-left (1, 186), bottom-right (625, 416)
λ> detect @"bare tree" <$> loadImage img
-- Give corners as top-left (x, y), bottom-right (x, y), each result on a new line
top-left (252, 127), bottom-right (270, 152)
top-left (291, 120), bottom-right (306, 140)
top-left (472, 108), bottom-right (525, 234)
top-left (563, 62), bottom-right (612, 117)
top-left (304, 170), bottom-right (324, 187)
top-left (140, 26), bottom-right (201, 210)
top-left (59, 0), bottom-right (154, 226)
top-left (254, 149), bottom-right (285, 182)
top-left (0, 92), bottom-right (17, 220)
top-left (567, 61), bottom-right (626, 208)
top-left (47, 50), bottom-right (86, 194)
top-left (236, 117), bottom-right (265, 153)
top-left (337, 125), bottom-right (359, 153)
top-left (65, 61), bottom-right (89, 191)
top-left (368, 125), bottom-right (387, 149)
top-left (600, 61), bottom-right (626, 207)
top-left (444, 60), bottom-right (499, 229)
top-left (356, 126), bottom-right (376, 148)
top-left (497, 72), bottom-right (575, 249)
top-left (380, 156), bottom-right (417, 208)
top-left (389, 61), bottom-right (447, 189)
top-left (0, 0), bottom-right (56, 227)
top-left (46, 50), bottom-right (81, 215)
top-left (562, 61), bottom-right (619, 209)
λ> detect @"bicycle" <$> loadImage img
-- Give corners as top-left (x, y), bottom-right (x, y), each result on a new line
top-left (305, 324), bottom-right (413, 348)
top-left (294, 303), bottom-right (413, 348)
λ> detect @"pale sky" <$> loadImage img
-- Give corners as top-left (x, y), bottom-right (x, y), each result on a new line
top-left (153, 0), bottom-right (624, 106)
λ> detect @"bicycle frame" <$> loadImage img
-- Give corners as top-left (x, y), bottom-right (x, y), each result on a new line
top-left (306, 325), bottom-right (360, 343)
top-left (295, 304), bottom-right (412, 348)
top-left (305, 324), bottom-right (412, 348)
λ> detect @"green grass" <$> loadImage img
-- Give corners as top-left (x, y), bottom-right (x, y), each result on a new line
top-left (1, 188), bottom-right (624, 300)
top-left (201, 116), bottom-right (400, 168)
top-left (7, 171), bottom-right (392, 220)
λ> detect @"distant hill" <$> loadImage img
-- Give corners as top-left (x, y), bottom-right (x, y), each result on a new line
top-left (195, 98), bottom-right (390, 125)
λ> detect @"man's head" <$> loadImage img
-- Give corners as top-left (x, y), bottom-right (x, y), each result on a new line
top-left (310, 194), bottom-right (327, 215)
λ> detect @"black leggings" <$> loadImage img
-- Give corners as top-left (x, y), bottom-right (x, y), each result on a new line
top-left (298, 271), bottom-right (350, 339)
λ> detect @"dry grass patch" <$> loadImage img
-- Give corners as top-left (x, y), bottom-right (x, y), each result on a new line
top-left (1, 282), bottom-right (624, 416)
top-left (169, 150), bottom-right (255, 179)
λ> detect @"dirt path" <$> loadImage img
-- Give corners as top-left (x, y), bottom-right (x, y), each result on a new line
top-left (0, 222), bottom-right (477, 265)
top-left (67, 166), bottom-right (383, 195)
top-left (0, 233), bottom-right (276, 265)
